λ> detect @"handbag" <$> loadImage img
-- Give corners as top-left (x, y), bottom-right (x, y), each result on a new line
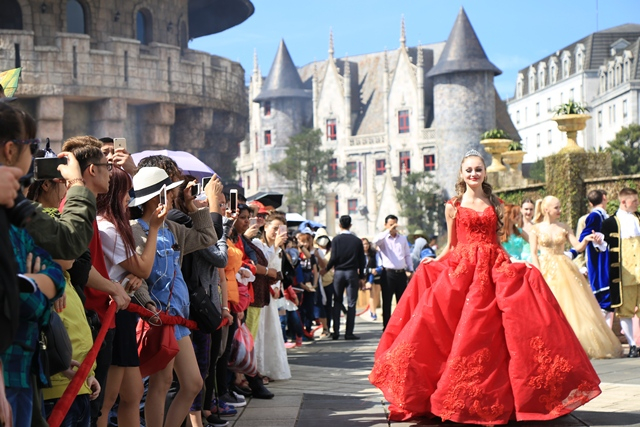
top-left (227, 323), bottom-right (257, 376)
top-left (38, 310), bottom-right (73, 388)
top-left (188, 284), bottom-right (222, 333)
top-left (137, 270), bottom-right (179, 377)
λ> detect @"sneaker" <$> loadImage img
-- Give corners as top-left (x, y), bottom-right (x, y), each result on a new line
top-left (204, 413), bottom-right (229, 427)
top-left (295, 336), bottom-right (303, 347)
top-left (284, 341), bottom-right (296, 349)
top-left (370, 311), bottom-right (377, 321)
top-left (216, 399), bottom-right (237, 416)
top-left (629, 345), bottom-right (639, 358)
top-left (231, 391), bottom-right (246, 403)
top-left (220, 392), bottom-right (246, 408)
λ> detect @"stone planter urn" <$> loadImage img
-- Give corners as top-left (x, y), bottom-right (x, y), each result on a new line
top-left (480, 139), bottom-right (511, 172)
top-left (501, 150), bottom-right (526, 173)
top-left (552, 114), bottom-right (591, 154)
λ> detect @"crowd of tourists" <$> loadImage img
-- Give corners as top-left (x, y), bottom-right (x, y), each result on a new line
top-left (0, 101), bottom-right (372, 427)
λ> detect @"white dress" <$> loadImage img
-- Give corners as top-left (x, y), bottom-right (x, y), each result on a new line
top-left (252, 239), bottom-right (291, 380)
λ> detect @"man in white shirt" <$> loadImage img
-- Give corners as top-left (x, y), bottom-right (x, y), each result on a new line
top-left (373, 215), bottom-right (413, 330)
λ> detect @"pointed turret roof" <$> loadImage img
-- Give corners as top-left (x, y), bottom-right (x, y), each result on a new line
top-left (254, 39), bottom-right (311, 102)
top-left (427, 7), bottom-right (501, 78)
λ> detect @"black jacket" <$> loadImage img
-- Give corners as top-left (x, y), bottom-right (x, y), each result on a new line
top-left (326, 232), bottom-right (366, 279)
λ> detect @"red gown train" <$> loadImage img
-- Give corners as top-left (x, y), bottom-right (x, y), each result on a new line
top-left (369, 202), bottom-right (601, 425)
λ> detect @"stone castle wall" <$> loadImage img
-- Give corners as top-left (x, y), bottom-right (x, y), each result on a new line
top-left (0, 29), bottom-right (247, 176)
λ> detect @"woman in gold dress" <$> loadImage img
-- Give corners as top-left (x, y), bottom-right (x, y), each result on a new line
top-left (531, 196), bottom-right (622, 359)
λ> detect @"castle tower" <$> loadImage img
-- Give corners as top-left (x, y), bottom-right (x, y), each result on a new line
top-left (427, 7), bottom-right (501, 195)
top-left (250, 39), bottom-right (312, 194)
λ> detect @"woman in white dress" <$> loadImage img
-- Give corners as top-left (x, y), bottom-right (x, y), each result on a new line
top-left (252, 211), bottom-right (291, 381)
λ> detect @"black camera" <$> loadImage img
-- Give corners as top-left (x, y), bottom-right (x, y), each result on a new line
top-left (6, 174), bottom-right (36, 228)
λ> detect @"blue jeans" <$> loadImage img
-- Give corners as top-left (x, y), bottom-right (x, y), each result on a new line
top-left (6, 386), bottom-right (33, 427)
top-left (44, 394), bottom-right (91, 427)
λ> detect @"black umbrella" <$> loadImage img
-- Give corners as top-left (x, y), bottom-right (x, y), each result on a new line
top-left (246, 191), bottom-right (283, 209)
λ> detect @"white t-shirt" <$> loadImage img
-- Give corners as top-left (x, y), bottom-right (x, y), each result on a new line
top-left (97, 216), bottom-right (131, 283)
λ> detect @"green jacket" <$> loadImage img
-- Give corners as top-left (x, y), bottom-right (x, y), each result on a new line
top-left (26, 185), bottom-right (96, 260)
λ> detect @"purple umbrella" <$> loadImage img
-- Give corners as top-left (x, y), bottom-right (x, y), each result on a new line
top-left (131, 149), bottom-right (216, 180)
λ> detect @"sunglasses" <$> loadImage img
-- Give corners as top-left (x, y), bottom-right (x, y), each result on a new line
top-left (11, 138), bottom-right (40, 155)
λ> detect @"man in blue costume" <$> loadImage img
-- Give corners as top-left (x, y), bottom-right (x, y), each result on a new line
top-left (579, 190), bottom-right (613, 326)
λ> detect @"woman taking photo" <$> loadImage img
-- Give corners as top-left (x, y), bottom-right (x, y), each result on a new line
top-left (96, 166), bottom-right (165, 427)
top-left (252, 211), bottom-right (291, 381)
top-left (129, 166), bottom-right (217, 427)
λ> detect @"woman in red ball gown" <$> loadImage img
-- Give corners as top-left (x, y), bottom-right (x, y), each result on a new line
top-left (369, 150), bottom-right (601, 425)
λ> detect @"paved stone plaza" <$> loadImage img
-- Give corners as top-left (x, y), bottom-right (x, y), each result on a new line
top-left (223, 316), bottom-right (640, 427)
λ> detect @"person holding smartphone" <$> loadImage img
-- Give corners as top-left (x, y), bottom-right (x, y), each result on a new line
top-left (251, 211), bottom-right (291, 382)
top-left (95, 166), bottom-right (165, 427)
top-left (129, 166), bottom-right (217, 427)
top-left (99, 137), bottom-right (137, 176)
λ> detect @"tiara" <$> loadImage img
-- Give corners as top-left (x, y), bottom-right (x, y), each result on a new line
top-left (464, 149), bottom-right (482, 158)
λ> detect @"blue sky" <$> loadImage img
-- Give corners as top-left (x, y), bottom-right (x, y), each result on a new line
top-left (189, 0), bottom-right (640, 100)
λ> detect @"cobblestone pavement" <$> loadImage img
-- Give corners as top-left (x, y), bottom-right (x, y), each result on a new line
top-left (224, 315), bottom-right (640, 427)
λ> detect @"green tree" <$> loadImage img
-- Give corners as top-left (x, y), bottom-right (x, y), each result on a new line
top-left (396, 172), bottom-right (444, 236)
top-left (270, 128), bottom-right (336, 211)
top-left (606, 123), bottom-right (640, 175)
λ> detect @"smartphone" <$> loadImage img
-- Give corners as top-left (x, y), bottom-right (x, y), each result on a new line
top-left (202, 176), bottom-right (212, 191)
top-left (113, 137), bottom-right (127, 152)
top-left (34, 157), bottom-right (67, 181)
top-left (190, 183), bottom-right (200, 197)
top-left (249, 217), bottom-right (258, 227)
top-left (229, 189), bottom-right (238, 212)
top-left (278, 225), bottom-right (287, 235)
top-left (159, 184), bottom-right (167, 206)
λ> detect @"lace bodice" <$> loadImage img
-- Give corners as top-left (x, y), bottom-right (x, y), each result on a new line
top-left (452, 203), bottom-right (499, 246)
top-left (533, 224), bottom-right (567, 255)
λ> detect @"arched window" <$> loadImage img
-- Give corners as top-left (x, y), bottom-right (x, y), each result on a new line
top-left (136, 9), bottom-right (152, 45)
top-left (516, 74), bottom-right (524, 98)
top-left (0, 0), bottom-right (22, 30)
top-left (615, 61), bottom-right (622, 86)
top-left (549, 58), bottom-right (558, 84)
top-left (528, 66), bottom-right (536, 94)
top-left (624, 59), bottom-right (631, 82)
top-left (599, 68), bottom-right (606, 94)
top-left (66, 0), bottom-right (86, 34)
top-left (537, 63), bottom-right (546, 89)
top-left (561, 55), bottom-right (571, 79)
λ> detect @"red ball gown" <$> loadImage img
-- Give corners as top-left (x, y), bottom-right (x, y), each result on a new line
top-left (369, 201), bottom-right (601, 425)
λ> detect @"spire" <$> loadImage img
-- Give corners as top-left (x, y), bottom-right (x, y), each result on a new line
top-left (252, 48), bottom-right (260, 76)
top-left (328, 28), bottom-right (334, 59)
top-left (253, 39), bottom-right (311, 102)
top-left (427, 7), bottom-right (501, 78)
top-left (399, 15), bottom-right (406, 49)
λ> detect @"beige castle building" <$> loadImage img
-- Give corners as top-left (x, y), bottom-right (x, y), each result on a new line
top-left (0, 0), bottom-right (254, 178)
top-left (238, 9), bottom-right (518, 236)
top-left (507, 23), bottom-right (640, 163)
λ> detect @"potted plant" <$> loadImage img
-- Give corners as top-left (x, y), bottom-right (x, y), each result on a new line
top-left (552, 100), bottom-right (591, 153)
top-left (480, 129), bottom-right (512, 172)
top-left (501, 140), bottom-right (526, 173)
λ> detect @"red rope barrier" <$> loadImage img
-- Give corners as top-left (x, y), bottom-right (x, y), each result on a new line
top-left (47, 303), bottom-right (116, 427)
top-left (47, 302), bottom-right (228, 426)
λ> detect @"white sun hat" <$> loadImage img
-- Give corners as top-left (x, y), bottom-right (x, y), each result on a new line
top-left (128, 166), bottom-right (184, 207)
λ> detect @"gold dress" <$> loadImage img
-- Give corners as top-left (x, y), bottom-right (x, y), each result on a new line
top-left (534, 224), bottom-right (622, 359)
